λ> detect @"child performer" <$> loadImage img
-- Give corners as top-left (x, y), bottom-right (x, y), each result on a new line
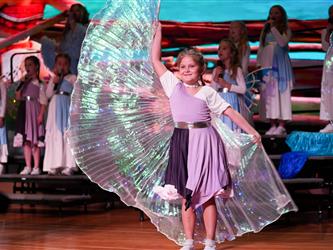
top-left (41, 3), bottom-right (89, 75)
top-left (319, 5), bottom-right (333, 133)
top-left (211, 39), bottom-right (249, 132)
top-left (257, 5), bottom-right (293, 136)
top-left (229, 21), bottom-right (251, 76)
top-left (43, 54), bottom-right (76, 175)
top-left (0, 79), bottom-right (8, 174)
top-left (66, 2), bottom-right (297, 248)
top-left (15, 56), bottom-right (47, 175)
top-left (152, 23), bottom-right (261, 250)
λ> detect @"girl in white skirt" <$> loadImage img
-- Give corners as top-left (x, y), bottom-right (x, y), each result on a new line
top-left (257, 5), bottom-right (294, 136)
top-left (43, 54), bottom-right (77, 175)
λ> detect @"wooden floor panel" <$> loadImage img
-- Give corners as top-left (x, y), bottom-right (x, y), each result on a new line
top-left (1, 208), bottom-right (333, 250)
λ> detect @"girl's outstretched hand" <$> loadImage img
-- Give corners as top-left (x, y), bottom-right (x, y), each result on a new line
top-left (251, 131), bottom-right (262, 145)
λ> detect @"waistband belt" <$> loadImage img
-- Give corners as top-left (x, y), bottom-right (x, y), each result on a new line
top-left (55, 91), bottom-right (70, 96)
top-left (23, 96), bottom-right (37, 101)
top-left (174, 121), bottom-right (211, 129)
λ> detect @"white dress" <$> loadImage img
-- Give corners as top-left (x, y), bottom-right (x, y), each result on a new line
top-left (320, 30), bottom-right (333, 121)
top-left (257, 27), bottom-right (293, 121)
top-left (43, 73), bottom-right (77, 172)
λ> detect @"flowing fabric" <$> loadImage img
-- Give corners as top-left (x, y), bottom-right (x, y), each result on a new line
top-left (68, 0), bottom-right (297, 245)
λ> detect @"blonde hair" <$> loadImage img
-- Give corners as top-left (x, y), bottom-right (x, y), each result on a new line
top-left (217, 39), bottom-right (239, 79)
top-left (176, 48), bottom-right (205, 72)
top-left (229, 21), bottom-right (249, 67)
top-left (176, 48), bottom-right (206, 84)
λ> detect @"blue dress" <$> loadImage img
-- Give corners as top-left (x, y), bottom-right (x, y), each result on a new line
top-left (43, 76), bottom-right (76, 172)
top-left (55, 80), bottom-right (74, 133)
top-left (257, 28), bottom-right (293, 120)
top-left (218, 71), bottom-right (242, 131)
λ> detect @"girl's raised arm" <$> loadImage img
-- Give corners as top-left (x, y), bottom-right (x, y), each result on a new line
top-left (151, 23), bottom-right (167, 77)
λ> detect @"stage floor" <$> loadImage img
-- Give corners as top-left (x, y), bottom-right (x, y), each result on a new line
top-left (0, 207), bottom-right (333, 250)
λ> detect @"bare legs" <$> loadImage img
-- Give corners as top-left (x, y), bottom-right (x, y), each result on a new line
top-left (23, 143), bottom-right (32, 168)
top-left (32, 145), bottom-right (40, 169)
top-left (270, 119), bottom-right (285, 128)
top-left (182, 199), bottom-right (196, 240)
top-left (182, 197), bottom-right (217, 240)
top-left (23, 142), bottom-right (40, 169)
top-left (269, 119), bottom-right (277, 128)
top-left (202, 198), bottom-right (217, 240)
top-left (278, 120), bottom-right (286, 128)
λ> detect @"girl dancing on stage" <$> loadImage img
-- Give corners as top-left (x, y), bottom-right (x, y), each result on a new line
top-left (67, 1), bottom-right (297, 249)
top-left (152, 23), bottom-right (261, 250)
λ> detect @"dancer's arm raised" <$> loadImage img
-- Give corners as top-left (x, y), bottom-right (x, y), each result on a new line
top-left (151, 22), bottom-right (167, 77)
